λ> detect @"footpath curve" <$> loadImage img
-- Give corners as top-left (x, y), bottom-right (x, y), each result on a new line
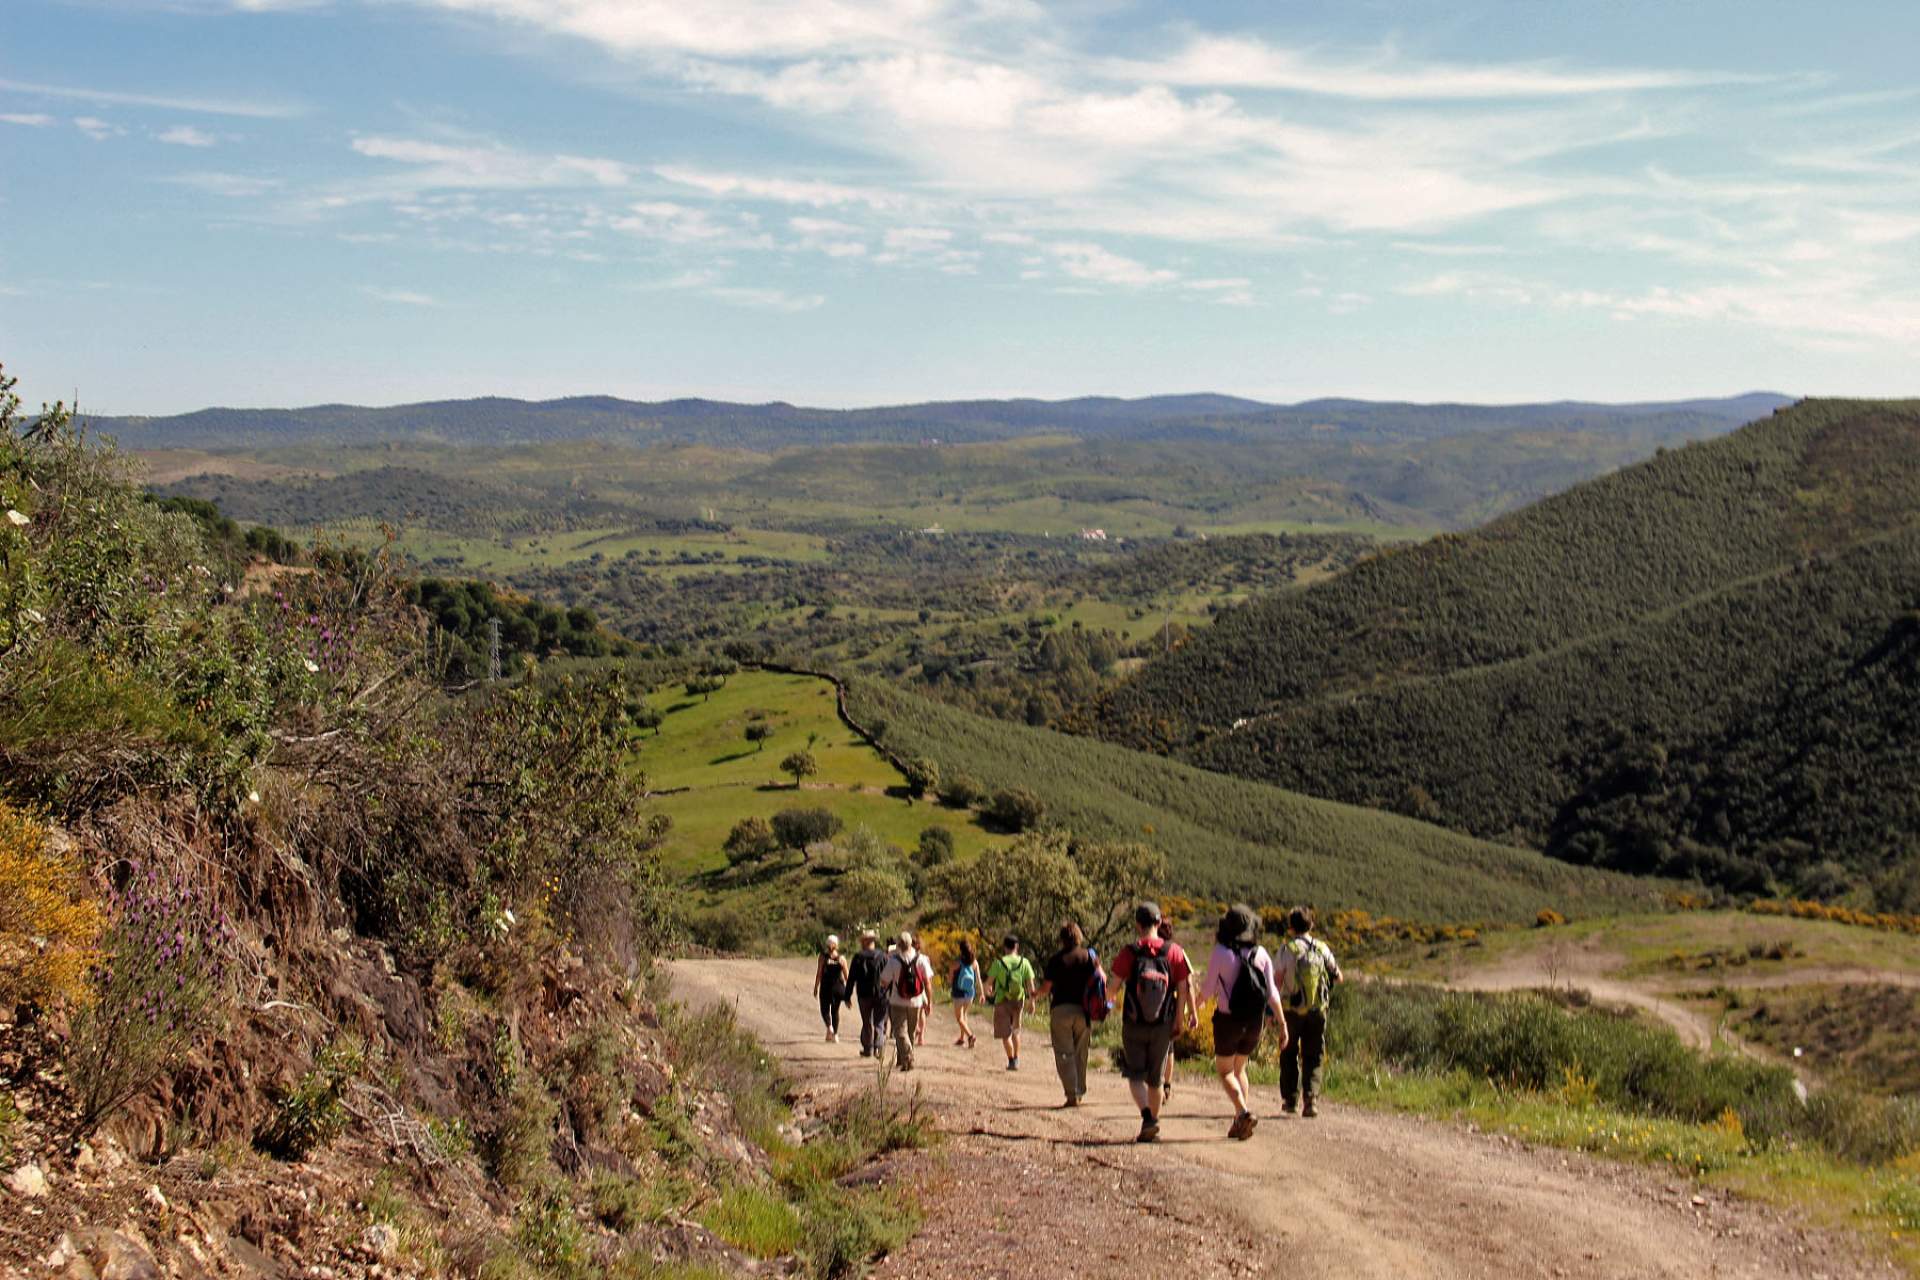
top-left (671, 957), bottom-right (1892, 1280)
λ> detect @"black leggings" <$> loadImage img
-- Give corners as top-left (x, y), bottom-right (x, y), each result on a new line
top-left (820, 986), bottom-right (845, 1033)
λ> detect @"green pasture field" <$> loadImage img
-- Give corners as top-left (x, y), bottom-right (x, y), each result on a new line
top-left (636, 669), bottom-right (993, 877)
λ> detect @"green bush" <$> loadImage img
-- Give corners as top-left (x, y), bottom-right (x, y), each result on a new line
top-left (255, 1037), bottom-right (365, 1160)
top-left (700, 1186), bottom-right (803, 1259)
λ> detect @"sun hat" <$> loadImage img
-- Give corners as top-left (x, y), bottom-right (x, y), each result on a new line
top-left (1219, 903), bottom-right (1260, 946)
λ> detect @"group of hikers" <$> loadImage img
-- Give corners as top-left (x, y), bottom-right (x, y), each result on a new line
top-left (812, 901), bottom-right (1343, 1142)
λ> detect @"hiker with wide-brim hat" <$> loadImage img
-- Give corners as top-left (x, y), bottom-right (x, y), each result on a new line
top-left (848, 928), bottom-right (890, 1058)
top-left (1199, 904), bottom-right (1287, 1140)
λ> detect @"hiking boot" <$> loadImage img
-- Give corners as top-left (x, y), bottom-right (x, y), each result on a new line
top-left (1062, 1096), bottom-right (1079, 1109)
top-left (1226, 1113), bottom-right (1251, 1141)
top-left (1136, 1118), bottom-right (1161, 1143)
top-left (1302, 1099), bottom-right (1318, 1119)
top-left (1281, 1098), bottom-right (1298, 1115)
top-left (1007, 1057), bottom-right (1019, 1071)
top-left (1237, 1113), bottom-right (1259, 1141)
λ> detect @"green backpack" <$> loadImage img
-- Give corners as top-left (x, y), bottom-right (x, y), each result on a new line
top-left (1286, 937), bottom-right (1330, 1013)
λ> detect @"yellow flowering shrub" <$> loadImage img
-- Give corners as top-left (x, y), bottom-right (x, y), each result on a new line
top-left (0, 799), bottom-right (104, 1010)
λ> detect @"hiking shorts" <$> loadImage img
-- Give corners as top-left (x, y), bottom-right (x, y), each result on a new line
top-left (1211, 1010), bottom-right (1264, 1058)
top-left (993, 999), bottom-right (1025, 1040)
top-left (1120, 1019), bottom-right (1175, 1082)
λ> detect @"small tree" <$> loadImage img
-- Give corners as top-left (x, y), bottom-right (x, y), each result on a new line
top-left (772, 807), bottom-right (841, 852)
top-left (901, 755), bottom-right (939, 800)
top-left (723, 816), bottom-right (778, 868)
top-left (630, 705), bottom-right (664, 736)
top-left (915, 826), bottom-right (956, 869)
top-left (835, 867), bottom-right (911, 929)
top-left (685, 675), bottom-right (724, 702)
top-left (987, 786), bottom-right (1046, 833)
top-left (744, 722), bottom-right (774, 752)
top-left (780, 749), bottom-right (818, 789)
top-left (939, 771), bottom-right (984, 809)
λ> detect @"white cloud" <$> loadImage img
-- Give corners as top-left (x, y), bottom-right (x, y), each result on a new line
top-left (167, 171), bottom-right (282, 197)
top-left (157, 125), bottom-right (218, 148)
top-left (1045, 241), bottom-right (1176, 287)
top-left (654, 165), bottom-right (902, 209)
top-left (0, 113), bottom-right (54, 127)
top-left (606, 200), bottom-right (772, 247)
top-left (1118, 36), bottom-right (1750, 100)
top-left (414, 0), bottom-right (957, 59)
top-left (0, 76), bottom-right (299, 118)
top-left (73, 116), bottom-right (125, 141)
top-left (706, 285), bottom-right (825, 311)
top-left (362, 286), bottom-right (440, 306)
top-left (351, 135), bottom-right (634, 189)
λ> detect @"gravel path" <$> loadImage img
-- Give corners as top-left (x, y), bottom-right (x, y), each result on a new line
top-left (672, 958), bottom-right (1894, 1280)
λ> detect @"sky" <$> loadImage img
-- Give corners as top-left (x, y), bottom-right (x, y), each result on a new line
top-left (3, 0), bottom-right (1919, 413)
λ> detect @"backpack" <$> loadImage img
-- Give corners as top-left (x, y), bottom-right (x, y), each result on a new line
top-left (1082, 947), bottom-right (1112, 1024)
top-left (1226, 944), bottom-right (1272, 1021)
top-left (1123, 941), bottom-right (1174, 1026)
top-left (895, 953), bottom-right (927, 1002)
top-left (1285, 937), bottom-right (1329, 1013)
top-left (951, 962), bottom-right (977, 1000)
top-left (851, 950), bottom-right (885, 1001)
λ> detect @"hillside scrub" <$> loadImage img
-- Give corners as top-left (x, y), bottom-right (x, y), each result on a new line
top-left (847, 676), bottom-right (1649, 924)
top-left (1090, 400), bottom-right (1920, 902)
top-left (0, 367), bottom-right (920, 1278)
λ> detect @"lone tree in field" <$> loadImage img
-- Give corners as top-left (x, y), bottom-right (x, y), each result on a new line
top-left (901, 755), bottom-right (939, 800)
top-left (780, 749), bottom-right (818, 789)
top-left (723, 816), bottom-right (778, 868)
top-left (744, 722), bottom-right (774, 752)
top-left (686, 674), bottom-right (724, 702)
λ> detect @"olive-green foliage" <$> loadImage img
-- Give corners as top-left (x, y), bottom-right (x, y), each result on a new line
top-left (483, 1078), bottom-right (558, 1191)
top-left (933, 829), bottom-right (1165, 953)
top-left (985, 787), bottom-right (1045, 833)
top-left (1336, 981), bottom-right (1920, 1166)
top-left (410, 577), bottom-right (626, 680)
top-left (255, 1037), bottom-right (365, 1159)
top-left (771, 807), bottom-right (840, 850)
top-left (699, 1186), bottom-right (803, 1259)
top-left (847, 677), bottom-right (1646, 924)
top-left (1096, 400), bottom-right (1920, 901)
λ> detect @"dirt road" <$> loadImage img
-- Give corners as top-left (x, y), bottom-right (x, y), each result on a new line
top-left (672, 958), bottom-right (1891, 1280)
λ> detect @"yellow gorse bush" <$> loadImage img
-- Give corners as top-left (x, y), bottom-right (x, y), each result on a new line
top-left (0, 799), bottom-right (105, 1010)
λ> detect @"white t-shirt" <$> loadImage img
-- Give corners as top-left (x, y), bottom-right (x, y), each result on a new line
top-left (881, 950), bottom-right (936, 1008)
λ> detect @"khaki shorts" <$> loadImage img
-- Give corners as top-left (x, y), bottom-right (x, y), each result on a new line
top-left (993, 999), bottom-right (1026, 1040)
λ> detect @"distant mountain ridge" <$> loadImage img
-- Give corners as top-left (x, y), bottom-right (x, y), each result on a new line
top-left (92, 390), bottom-right (1792, 450)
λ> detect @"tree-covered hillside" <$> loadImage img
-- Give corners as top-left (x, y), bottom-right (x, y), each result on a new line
top-left (1087, 400), bottom-right (1920, 903)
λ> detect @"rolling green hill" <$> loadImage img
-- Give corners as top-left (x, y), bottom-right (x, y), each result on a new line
top-left (1088, 399), bottom-right (1920, 903)
top-left (844, 676), bottom-right (1651, 924)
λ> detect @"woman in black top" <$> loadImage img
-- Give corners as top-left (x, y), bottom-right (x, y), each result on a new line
top-left (1037, 922), bottom-right (1099, 1107)
top-left (814, 934), bottom-right (850, 1042)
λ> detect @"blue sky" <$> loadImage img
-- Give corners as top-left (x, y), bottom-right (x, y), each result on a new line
top-left (4, 0), bottom-right (1919, 413)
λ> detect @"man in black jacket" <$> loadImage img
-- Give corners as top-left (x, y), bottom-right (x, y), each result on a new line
top-left (848, 929), bottom-right (890, 1058)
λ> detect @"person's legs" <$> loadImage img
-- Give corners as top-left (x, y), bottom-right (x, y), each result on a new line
top-left (1215, 1052), bottom-right (1249, 1113)
top-left (857, 994), bottom-right (877, 1055)
top-left (994, 1000), bottom-right (1023, 1067)
top-left (1049, 1005), bottom-right (1080, 1101)
top-left (892, 1004), bottom-right (916, 1070)
top-left (1300, 1009), bottom-right (1327, 1115)
top-left (1280, 1010), bottom-right (1304, 1110)
top-left (1070, 1010), bottom-right (1091, 1099)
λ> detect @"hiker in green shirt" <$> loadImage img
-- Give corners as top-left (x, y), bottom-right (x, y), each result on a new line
top-left (986, 933), bottom-right (1038, 1072)
top-left (1274, 906), bottom-right (1344, 1118)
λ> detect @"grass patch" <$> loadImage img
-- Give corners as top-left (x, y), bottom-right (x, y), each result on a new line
top-left (699, 1186), bottom-right (804, 1258)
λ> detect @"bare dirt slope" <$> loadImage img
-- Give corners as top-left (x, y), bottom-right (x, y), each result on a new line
top-left (672, 958), bottom-right (1892, 1280)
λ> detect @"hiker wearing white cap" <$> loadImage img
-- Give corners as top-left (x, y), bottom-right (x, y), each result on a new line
top-left (880, 930), bottom-right (935, 1070)
top-left (814, 934), bottom-right (850, 1043)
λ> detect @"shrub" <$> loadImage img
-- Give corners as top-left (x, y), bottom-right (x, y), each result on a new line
top-left (0, 799), bottom-right (104, 1012)
top-left (724, 816), bottom-right (779, 867)
top-left (67, 864), bottom-right (235, 1131)
top-left (986, 787), bottom-right (1046, 833)
top-left (255, 1036), bottom-right (365, 1160)
top-left (834, 868), bottom-right (912, 931)
top-left (1535, 909), bottom-right (1566, 928)
top-left (772, 808), bottom-right (841, 850)
top-left (900, 756), bottom-right (939, 799)
top-left (937, 771), bottom-right (983, 809)
top-left (483, 1078), bottom-right (558, 1192)
top-left (688, 904), bottom-right (754, 954)
top-left (914, 827), bottom-right (955, 868)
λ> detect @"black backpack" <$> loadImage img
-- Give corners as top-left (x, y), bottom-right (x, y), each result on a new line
top-left (1124, 942), bottom-right (1174, 1026)
top-left (851, 950), bottom-right (885, 1001)
top-left (1225, 944), bottom-right (1271, 1022)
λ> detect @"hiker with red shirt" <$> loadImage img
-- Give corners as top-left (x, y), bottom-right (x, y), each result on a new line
top-left (1109, 902), bottom-right (1193, 1143)
top-left (1199, 904), bottom-right (1287, 1141)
